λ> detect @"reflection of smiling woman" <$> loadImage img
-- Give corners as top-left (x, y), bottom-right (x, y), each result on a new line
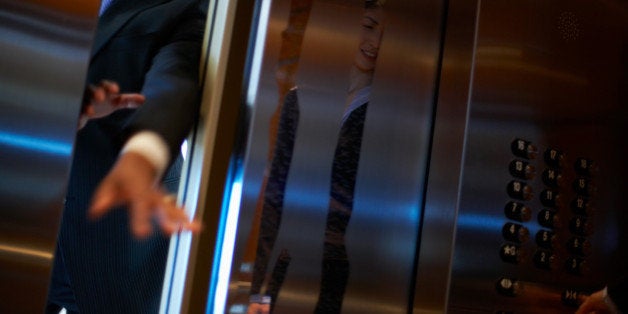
top-left (316, 1), bottom-right (386, 313)
top-left (348, 1), bottom-right (385, 106)
top-left (355, 6), bottom-right (385, 72)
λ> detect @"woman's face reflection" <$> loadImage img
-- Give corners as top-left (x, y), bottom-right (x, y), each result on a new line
top-left (354, 6), bottom-right (385, 72)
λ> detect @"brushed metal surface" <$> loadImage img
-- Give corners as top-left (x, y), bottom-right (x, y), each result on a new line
top-left (413, 0), bottom-right (480, 313)
top-left (0, 1), bottom-right (97, 312)
top-left (444, 0), bottom-right (628, 313)
top-left (223, 0), bottom-right (444, 313)
top-left (194, 0), bottom-right (626, 313)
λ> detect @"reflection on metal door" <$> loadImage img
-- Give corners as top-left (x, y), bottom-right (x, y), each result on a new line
top-left (191, 0), bottom-right (626, 313)
top-left (449, 1), bottom-right (628, 312)
top-left (222, 0), bottom-right (444, 313)
top-left (0, 1), bottom-right (98, 312)
top-left (415, 0), bottom-right (628, 313)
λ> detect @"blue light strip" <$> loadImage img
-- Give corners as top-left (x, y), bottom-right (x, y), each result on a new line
top-left (207, 1), bottom-right (272, 311)
top-left (0, 131), bottom-right (72, 156)
top-left (456, 213), bottom-right (504, 231)
top-left (213, 180), bottom-right (243, 314)
top-left (206, 172), bottom-right (242, 314)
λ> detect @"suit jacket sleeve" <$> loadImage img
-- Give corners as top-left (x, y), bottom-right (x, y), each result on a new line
top-left (123, 1), bottom-right (206, 161)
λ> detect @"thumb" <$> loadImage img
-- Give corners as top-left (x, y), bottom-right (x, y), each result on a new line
top-left (113, 94), bottom-right (145, 108)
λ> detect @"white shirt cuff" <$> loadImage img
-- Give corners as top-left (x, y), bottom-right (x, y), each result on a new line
top-left (120, 131), bottom-right (170, 179)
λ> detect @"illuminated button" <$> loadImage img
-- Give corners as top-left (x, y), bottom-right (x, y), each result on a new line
top-left (496, 277), bottom-right (521, 297)
top-left (566, 236), bottom-right (592, 256)
top-left (565, 256), bottom-right (589, 275)
top-left (574, 158), bottom-right (596, 176)
top-left (544, 148), bottom-right (564, 168)
top-left (538, 209), bottom-right (561, 229)
top-left (569, 216), bottom-right (592, 236)
top-left (540, 189), bottom-right (561, 208)
top-left (500, 243), bottom-right (524, 264)
top-left (502, 223), bottom-right (529, 243)
top-left (561, 289), bottom-right (583, 307)
top-left (533, 249), bottom-right (557, 270)
top-left (535, 229), bottom-right (556, 249)
top-left (571, 196), bottom-right (593, 216)
top-left (504, 201), bottom-right (532, 222)
top-left (509, 159), bottom-right (535, 180)
top-left (573, 177), bottom-right (596, 196)
top-left (542, 168), bottom-right (562, 188)
top-left (511, 138), bottom-right (537, 159)
top-left (507, 180), bottom-right (533, 201)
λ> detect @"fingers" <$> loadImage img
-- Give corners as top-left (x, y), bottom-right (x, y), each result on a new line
top-left (156, 194), bottom-right (202, 236)
top-left (130, 195), bottom-right (153, 239)
top-left (87, 80), bottom-right (121, 108)
top-left (89, 158), bottom-right (200, 239)
top-left (90, 186), bottom-right (201, 239)
top-left (99, 80), bottom-right (119, 95)
top-left (88, 176), bottom-right (121, 220)
top-left (89, 173), bottom-right (157, 239)
top-left (158, 195), bottom-right (184, 234)
top-left (89, 85), bottom-right (106, 104)
top-left (81, 80), bottom-right (144, 129)
top-left (111, 93), bottom-right (146, 109)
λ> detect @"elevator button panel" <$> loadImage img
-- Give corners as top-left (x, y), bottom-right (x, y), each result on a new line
top-left (500, 244), bottom-right (524, 264)
top-left (535, 230), bottom-right (556, 249)
top-left (504, 201), bottom-right (532, 222)
top-left (561, 289), bottom-right (584, 307)
top-left (570, 196), bottom-right (592, 216)
top-left (541, 168), bottom-right (562, 188)
top-left (544, 148), bottom-right (564, 168)
top-left (539, 189), bottom-right (561, 208)
top-left (573, 177), bottom-right (595, 196)
top-left (533, 249), bottom-right (557, 270)
top-left (496, 277), bottom-right (521, 297)
top-left (511, 138), bottom-right (537, 160)
top-left (569, 216), bottom-right (592, 236)
top-left (502, 223), bottom-right (529, 243)
top-left (538, 209), bottom-right (560, 229)
top-left (574, 158), bottom-right (596, 176)
top-left (565, 256), bottom-right (589, 275)
top-left (566, 236), bottom-right (591, 256)
top-left (507, 180), bottom-right (533, 200)
top-left (509, 160), bottom-right (535, 180)
top-left (500, 138), bottom-right (601, 308)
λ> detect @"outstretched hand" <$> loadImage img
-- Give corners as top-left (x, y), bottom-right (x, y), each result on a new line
top-left (575, 288), bottom-right (619, 314)
top-left (88, 151), bottom-right (202, 239)
top-left (79, 80), bottom-right (145, 129)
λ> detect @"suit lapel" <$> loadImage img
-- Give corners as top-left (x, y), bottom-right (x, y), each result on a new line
top-left (90, 0), bottom-right (170, 59)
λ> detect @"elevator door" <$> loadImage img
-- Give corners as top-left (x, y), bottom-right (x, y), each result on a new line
top-left (219, 0), bottom-right (444, 313)
top-left (444, 0), bottom-right (627, 313)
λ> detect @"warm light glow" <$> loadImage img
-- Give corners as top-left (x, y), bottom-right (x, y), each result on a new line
top-left (0, 243), bottom-right (53, 261)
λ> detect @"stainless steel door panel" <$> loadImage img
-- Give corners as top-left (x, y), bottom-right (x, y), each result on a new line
top-left (445, 1), bottom-right (628, 312)
top-left (225, 1), bottom-right (444, 313)
top-left (0, 1), bottom-right (97, 312)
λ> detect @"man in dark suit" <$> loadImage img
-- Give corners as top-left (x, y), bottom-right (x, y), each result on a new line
top-left (46, 0), bottom-right (206, 312)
